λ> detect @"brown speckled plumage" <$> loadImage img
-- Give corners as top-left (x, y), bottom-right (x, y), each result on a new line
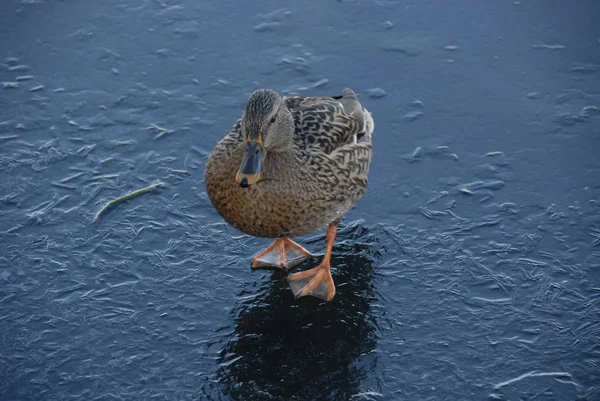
top-left (204, 88), bottom-right (373, 239)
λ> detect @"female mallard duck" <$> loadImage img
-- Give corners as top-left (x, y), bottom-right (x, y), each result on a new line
top-left (204, 88), bottom-right (374, 301)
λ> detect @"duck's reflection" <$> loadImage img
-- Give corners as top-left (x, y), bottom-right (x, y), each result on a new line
top-left (218, 223), bottom-right (379, 401)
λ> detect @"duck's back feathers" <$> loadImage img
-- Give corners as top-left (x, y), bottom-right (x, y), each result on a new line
top-left (285, 88), bottom-right (373, 156)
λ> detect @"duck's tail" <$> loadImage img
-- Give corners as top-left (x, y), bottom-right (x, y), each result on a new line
top-left (339, 88), bottom-right (374, 142)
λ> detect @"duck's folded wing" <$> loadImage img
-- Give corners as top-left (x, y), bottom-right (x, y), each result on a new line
top-left (210, 119), bottom-right (243, 159)
top-left (292, 89), bottom-right (372, 155)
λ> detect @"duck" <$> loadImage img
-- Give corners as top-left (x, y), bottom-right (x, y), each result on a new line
top-left (204, 88), bottom-right (374, 301)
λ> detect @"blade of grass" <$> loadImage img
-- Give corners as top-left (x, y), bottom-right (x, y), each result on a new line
top-left (94, 183), bottom-right (163, 224)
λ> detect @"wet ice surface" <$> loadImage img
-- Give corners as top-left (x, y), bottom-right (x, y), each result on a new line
top-left (1, 0), bottom-right (599, 400)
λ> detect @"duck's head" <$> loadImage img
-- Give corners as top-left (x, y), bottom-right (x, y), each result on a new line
top-left (236, 89), bottom-right (294, 188)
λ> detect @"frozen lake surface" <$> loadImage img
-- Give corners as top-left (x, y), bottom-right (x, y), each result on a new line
top-left (1, 0), bottom-right (599, 400)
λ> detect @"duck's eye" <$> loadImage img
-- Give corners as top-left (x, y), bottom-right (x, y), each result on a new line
top-left (270, 117), bottom-right (276, 124)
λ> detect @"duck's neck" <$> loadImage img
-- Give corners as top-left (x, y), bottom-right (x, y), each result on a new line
top-left (270, 142), bottom-right (292, 153)
top-left (269, 129), bottom-right (294, 152)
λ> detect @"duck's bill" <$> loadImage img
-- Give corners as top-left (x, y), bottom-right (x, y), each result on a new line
top-left (236, 141), bottom-right (265, 188)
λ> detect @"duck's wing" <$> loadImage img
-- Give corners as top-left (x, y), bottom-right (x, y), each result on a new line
top-left (208, 119), bottom-right (243, 160)
top-left (286, 88), bottom-right (374, 155)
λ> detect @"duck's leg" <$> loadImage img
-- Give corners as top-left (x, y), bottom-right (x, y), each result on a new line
top-left (287, 223), bottom-right (338, 301)
top-left (252, 238), bottom-right (312, 270)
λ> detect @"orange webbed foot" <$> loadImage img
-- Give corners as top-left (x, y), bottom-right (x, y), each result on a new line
top-left (252, 238), bottom-right (312, 270)
top-left (287, 263), bottom-right (336, 301)
top-left (286, 222), bottom-right (339, 302)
